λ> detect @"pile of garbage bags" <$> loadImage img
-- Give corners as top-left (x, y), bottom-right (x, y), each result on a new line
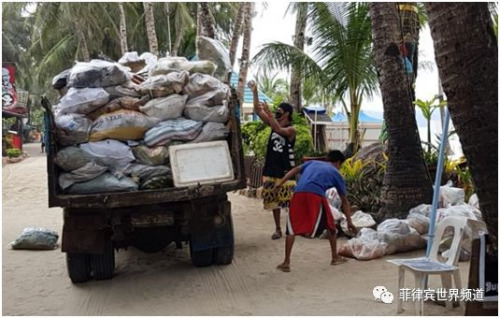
top-left (51, 37), bottom-right (231, 194)
top-left (338, 183), bottom-right (483, 261)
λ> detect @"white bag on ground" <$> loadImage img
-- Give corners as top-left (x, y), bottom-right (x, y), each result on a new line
top-left (377, 219), bottom-right (426, 255)
top-left (468, 194), bottom-right (479, 209)
top-left (67, 173), bottom-right (138, 194)
top-left (80, 139), bottom-right (135, 168)
top-left (339, 228), bottom-right (387, 261)
top-left (55, 113), bottom-right (92, 146)
top-left (408, 204), bottom-right (432, 217)
top-left (406, 213), bottom-right (430, 235)
top-left (183, 73), bottom-right (224, 98)
top-left (341, 210), bottom-right (376, 237)
top-left (56, 87), bottom-right (109, 115)
top-left (138, 71), bottom-right (189, 98)
top-left (184, 103), bottom-right (229, 123)
top-left (439, 183), bottom-right (465, 207)
top-left (197, 36), bottom-right (231, 82)
top-left (189, 122), bottom-right (229, 143)
top-left (89, 110), bottom-right (160, 142)
top-left (68, 59), bottom-right (130, 88)
top-left (10, 227), bottom-right (59, 250)
top-left (325, 187), bottom-right (344, 222)
top-left (132, 145), bottom-right (168, 166)
top-left (54, 146), bottom-right (93, 171)
top-left (139, 94), bottom-right (188, 120)
top-left (58, 161), bottom-right (108, 190)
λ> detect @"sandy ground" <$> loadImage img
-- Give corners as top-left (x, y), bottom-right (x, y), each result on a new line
top-left (2, 143), bottom-right (470, 316)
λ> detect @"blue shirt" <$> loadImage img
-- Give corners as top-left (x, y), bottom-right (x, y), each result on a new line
top-left (294, 161), bottom-right (347, 197)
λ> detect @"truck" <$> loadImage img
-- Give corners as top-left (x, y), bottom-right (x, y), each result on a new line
top-left (42, 87), bottom-right (246, 283)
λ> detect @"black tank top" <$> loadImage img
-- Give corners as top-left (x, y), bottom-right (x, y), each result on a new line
top-left (263, 127), bottom-right (296, 178)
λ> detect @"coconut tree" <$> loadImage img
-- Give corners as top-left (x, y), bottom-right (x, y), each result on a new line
top-left (426, 2), bottom-right (498, 240)
top-left (254, 70), bottom-right (289, 101)
top-left (370, 2), bottom-right (433, 219)
top-left (289, 2), bottom-right (308, 112)
top-left (228, 3), bottom-right (246, 68)
top-left (236, 2), bottom-right (254, 102)
top-left (118, 2), bottom-right (128, 55)
top-left (198, 3), bottom-right (216, 39)
top-left (143, 2), bottom-right (158, 56)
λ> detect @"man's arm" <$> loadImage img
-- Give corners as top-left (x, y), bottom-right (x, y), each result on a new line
top-left (248, 81), bottom-right (271, 125)
top-left (340, 194), bottom-right (358, 234)
top-left (275, 165), bottom-right (302, 188)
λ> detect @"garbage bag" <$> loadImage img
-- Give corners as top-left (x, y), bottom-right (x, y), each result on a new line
top-left (468, 194), bottom-right (479, 209)
top-left (144, 118), bottom-right (203, 146)
top-left (89, 109), bottom-right (161, 142)
top-left (104, 82), bottom-right (142, 99)
top-left (325, 187), bottom-right (344, 222)
top-left (139, 94), bottom-right (188, 120)
top-left (439, 183), bottom-right (465, 207)
top-left (149, 57), bottom-right (217, 77)
top-left (341, 210), bottom-right (376, 237)
top-left (437, 203), bottom-right (479, 222)
top-left (10, 227), bottom-right (59, 250)
top-left (123, 163), bottom-right (171, 180)
top-left (189, 122), bottom-right (229, 143)
top-left (80, 139), bottom-right (135, 168)
top-left (68, 59), bottom-right (130, 88)
top-left (186, 86), bottom-right (230, 107)
top-left (58, 161), bottom-right (108, 190)
top-left (408, 204), bottom-right (432, 217)
top-left (56, 87), bottom-right (110, 115)
top-left (54, 146), bottom-right (93, 171)
top-left (406, 213), bottom-right (430, 235)
top-left (377, 219), bottom-right (426, 255)
top-left (197, 36), bottom-right (231, 82)
top-left (132, 145), bottom-right (168, 166)
top-left (118, 51), bottom-right (146, 73)
top-left (185, 61), bottom-right (217, 76)
top-left (184, 103), bottom-right (229, 123)
top-left (183, 73), bottom-right (224, 98)
top-left (55, 113), bottom-right (92, 146)
top-left (138, 71), bottom-right (189, 98)
top-left (87, 96), bottom-right (149, 121)
top-left (339, 228), bottom-right (387, 261)
top-left (67, 173), bottom-right (138, 194)
top-left (52, 68), bottom-right (72, 90)
top-left (141, 175), bottom-right (174, 190)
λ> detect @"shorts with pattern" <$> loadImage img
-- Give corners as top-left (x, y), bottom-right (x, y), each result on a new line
top-left (262, 177), bottom-right (296, 211)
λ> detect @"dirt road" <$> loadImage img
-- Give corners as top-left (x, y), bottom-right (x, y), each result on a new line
top-left (2, 143), bottom-right (468, 315)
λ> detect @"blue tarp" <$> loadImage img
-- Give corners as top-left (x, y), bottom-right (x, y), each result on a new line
top-left (304, 105), bottom-right (327, 114)
top-left (331, 110), bottom-right (383, 123)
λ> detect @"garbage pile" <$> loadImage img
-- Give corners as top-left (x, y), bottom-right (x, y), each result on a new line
top-left (51, 36), bottom-right (232, 194)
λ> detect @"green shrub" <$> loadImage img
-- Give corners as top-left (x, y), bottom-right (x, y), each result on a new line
top-left (6, 148), bottom-right (22, 158)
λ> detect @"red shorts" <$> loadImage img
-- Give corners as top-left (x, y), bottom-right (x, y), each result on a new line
top-left (286, 192), bottom-right (336, 237)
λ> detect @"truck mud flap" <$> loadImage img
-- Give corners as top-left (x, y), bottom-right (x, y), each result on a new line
top-left (190, 200), bottom-right (233, 252)
top-left (62, 213), bottom-right (108, 254)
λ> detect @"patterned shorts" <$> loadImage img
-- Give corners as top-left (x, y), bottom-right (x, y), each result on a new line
top-left (262, 177), bottom-right (296, 211)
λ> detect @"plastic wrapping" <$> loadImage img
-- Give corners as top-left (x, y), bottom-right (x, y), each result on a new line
top-left (56, 87), bottom-right (110, 115)
top-left (149, 57), bottom-right (217, 77)
top-left (325, 187), bottom-right (344, 222)
top-left (468, 194), bottom-right (479, 209)
top-left (104, 82), bottom-right (142, 99)
top-left (124, 163), bottom-right (171, 180)
top-left (183, 73), bottom-right (224, 98)
top-left (87, 96), bottom-right (148, 120)
top-left (89, 109), bottom-right (161, 142)
top-left (197, 36), bottom-right (231, 81)
top-left (68, 59), bottom-right (130, 88)
top-left (408, 204), bottom-right (432, 217)
top-left (339, 228), bottom-right (387, 261)
top-left (52, 68), bottom-right (72, 90)
top-left (10, 227), bottom-right (59, 250)
top-left (190, 122), bottom-right (229, 143)
top-left (139, 94), bottom-right (188, 120)
top-left (186, 87), bottom-right (229, 107)
top-left (58, 161), bottom-right (108, 190)
top-left (132, 145), bottom-right (168, 166)
top-left (184, 103), bottom-right (229, 123)
top-left (406, 213), bottom-right (430, 235)
top-left (341, 210), bottom-right (376, 237)
top-left (144, 118), bottom-right (203, 146)
top-left (80, 139), bottom-right (135, 168)
top-left (118, 51), bottom-right (146, 73)
top-left (67, 173), bottom-right (138, 194)
top-left (54, 146), bottom-right (93, 172)
top-left (138, 71), bottom-right (189, 98)
top-left (55, 113), bottom-right (92, 146)
top-left (377, 219), bottom-right (426, 255)
top-left (439, 184), bottom-right (465, 207)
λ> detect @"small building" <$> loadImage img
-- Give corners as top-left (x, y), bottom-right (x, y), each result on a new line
top-left (229, 73), bottom-right (272, 123)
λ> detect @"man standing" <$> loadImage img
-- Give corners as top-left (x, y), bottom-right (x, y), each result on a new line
top-left (274, 150), bottom-right (357, 272)
top-left (248, 81), bottom-right (296, 240)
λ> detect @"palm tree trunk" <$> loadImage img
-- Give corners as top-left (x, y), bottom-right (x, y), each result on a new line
top-left (171, 29), bottom-right (183, 57)
top-left (229, 3), bottom-right (246, 68)
top-left (118, 2), bottom-right (128, 55)
top-left (426, 3), bottom-right (498, 241)
top-left (196, 3), bottom-right (203, 37)
top-left (236, 2), bottom-right (254, 104)
top-left (370, 2), bottom-right (433, 219)
top-left (199, 3), bottom-right (216, 39)
top-left (143, 2), bottom-right (159, 56)
top-left (75, 19), bottom-right (90, 62)
top-left (290, 3), bottom-right (307, 113)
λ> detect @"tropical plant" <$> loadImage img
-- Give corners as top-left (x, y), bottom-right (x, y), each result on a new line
top-left (455, 166), bottom-right (475, 202)
top-left (6, 148), bottom-right (22, 158)
top-left (414, 96), bottom-right (447, 153)
top-left (237, 2), bottom-right (254, 101)
top-left (254, 70), bottom-right (289, 101)
top-left (340, 158), bottom-right (369, 183)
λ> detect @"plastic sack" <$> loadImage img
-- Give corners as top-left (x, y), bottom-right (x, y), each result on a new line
top-left (138, 71), bottom-right (189, 98)
top-left (68, 59), bottom-right (130, 88)
top-left (141, 175), bottom-right (174, 190)
top-left (52, 68), bottom-right (72, 90)
top-left (67, 173), bottom-right (138, 194)
top-left (118, 51), bottom-right (146, 73)
top-left (339, 228), bottom-right (387, 261)
top-left (89, 109), bottom-right (161, 142)
top-left (341, 210), bottom-right (376, 237)
top-left (87, 96), bottom-right (149, 121)
top-left (55, 113), bottom-right (92, 146)
top-left (10, 227), bottom-right (59, 250)
top-left (377, 219), bottom-right (426, 255)
top-left (58, 161), bottom-right (108, 190)
top-left (132, 145), bottom-right (168, 166)
top-left (123, 163), bottom-right (171, 180)
top-left (190, 122), bottom-right (229, 143)
top-left (186, 87), bottom-right (229, 107)
top-left (104, 82), bottom-right (142, 99)
top-left (439, 183), bottom-right (465, 207)
top-left (437, 204), bottom-right (479, 222)
top-left (408, 204), bottom-right (432, 217)
top-left (80, 139), bottom-right (135, 168)
top-left (197, 36), bottom-right (231, 82)
top-left (54, 146), bottom-right (93, 171)
top-left (468, 194), bottom-right (479, 209)
top-left (325, 187), bottom-right (344, 222)
top-left (139, 94), bottom-right (188, 120)
top-left (184, 103), bottom-right (229, 123)
top-left (149, 57), bottom-right (189, 76)
top-left (406, 213), bottom-right (430, 235)
top-left (184, 61), bottom-right (217, 76)
top-left (56, 87), bottom-right (110, 115)
top-left (183, 73), bottom-right (224, 98)
top-left (144, 118), bottom-right (203, 146)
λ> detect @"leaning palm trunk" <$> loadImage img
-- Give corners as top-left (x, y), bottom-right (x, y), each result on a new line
top-left (118, 2), bottom-right (128, 55)
top-left (370, 2), bottom-right (433, 219)
top-left (229, 3), bottom-right (246, 68)
top-left (143, 2), bottom-right (159, 56)
top-left (290, 4), bottom-right (307, 112)
top-left (199, 3), bottom-right (216, 39)
top-left (171, 29), bottom-right (183, 57)
top-left (236, 2), bottom-right (254, 103)
top-left (426, 3), bottom-right (498, 241)
top-left (75, 19), bottom-right (90, 62)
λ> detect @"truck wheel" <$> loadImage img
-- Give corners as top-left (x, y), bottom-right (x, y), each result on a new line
top-left (66, 253), bottom-right (91, 283)
top-left (90, 239), bottom-right (115, 280)
top-left (213, 244), bottom-right (234, 265)
top-left (190, 244), bottom-right (213, 267)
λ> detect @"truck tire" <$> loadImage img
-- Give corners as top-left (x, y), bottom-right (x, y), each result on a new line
top-left (190, 244), bottom-right (213, 267)
top-left (90, 239), bottom-right (115, 280)
top-left (66, 253), bottom-right (91, 284)
top-left (213, 244), bottom-right (234, 265)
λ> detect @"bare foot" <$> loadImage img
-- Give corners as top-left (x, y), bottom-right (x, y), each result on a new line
top-left (276, 263), bottom-right (290, 272)
top-left (331, 257), bottom-right (348, 265)
top-left (271, 230), bottom-right (282, 240)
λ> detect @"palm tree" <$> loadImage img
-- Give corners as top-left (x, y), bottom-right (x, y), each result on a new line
top-left (228, 3), bottom-right (246, 68)
top-left (143, 2), bottom-right (158, 56)
top-left (252, 3), bottom-right (377, 149)
top-left (254, 70), bottom-right (289, 101)
top-left (370, 2), bottom-right (433, 219)
top-left (236, 2), bottom-right (254, 103)
top-left (170, 3), bottom-right (195, 57)
top-left (289, 2), bottom-right (308, 112)
top-left (426, 3), bottom-right (498, 240)
top-left (118, 2), bottom-right (128, 55)
top-left (198, 3), bottom-right (216, 39)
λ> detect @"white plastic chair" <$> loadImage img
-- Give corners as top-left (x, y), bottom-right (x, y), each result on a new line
top-left (387, 216), bottom-right (487, 315)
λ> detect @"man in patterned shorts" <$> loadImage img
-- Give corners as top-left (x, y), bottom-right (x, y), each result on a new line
top-left (249, 81), bottom-right (296, 240)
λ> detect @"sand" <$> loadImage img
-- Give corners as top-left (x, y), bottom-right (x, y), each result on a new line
top-left (2, 143), bottom-right (469, 315)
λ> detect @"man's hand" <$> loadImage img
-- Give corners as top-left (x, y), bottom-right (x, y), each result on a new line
top-left (259, 101), bottom-right (272, 116)
top-left (347, 221), bottom-right (358, 235)
top-left (247, 80), bottom-right (258, 93)
top-left (272, 180), bottom-right (283, 194)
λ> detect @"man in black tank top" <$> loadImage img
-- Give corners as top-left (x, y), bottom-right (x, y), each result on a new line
top-left (249, 81), bottom-right (296, 240)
